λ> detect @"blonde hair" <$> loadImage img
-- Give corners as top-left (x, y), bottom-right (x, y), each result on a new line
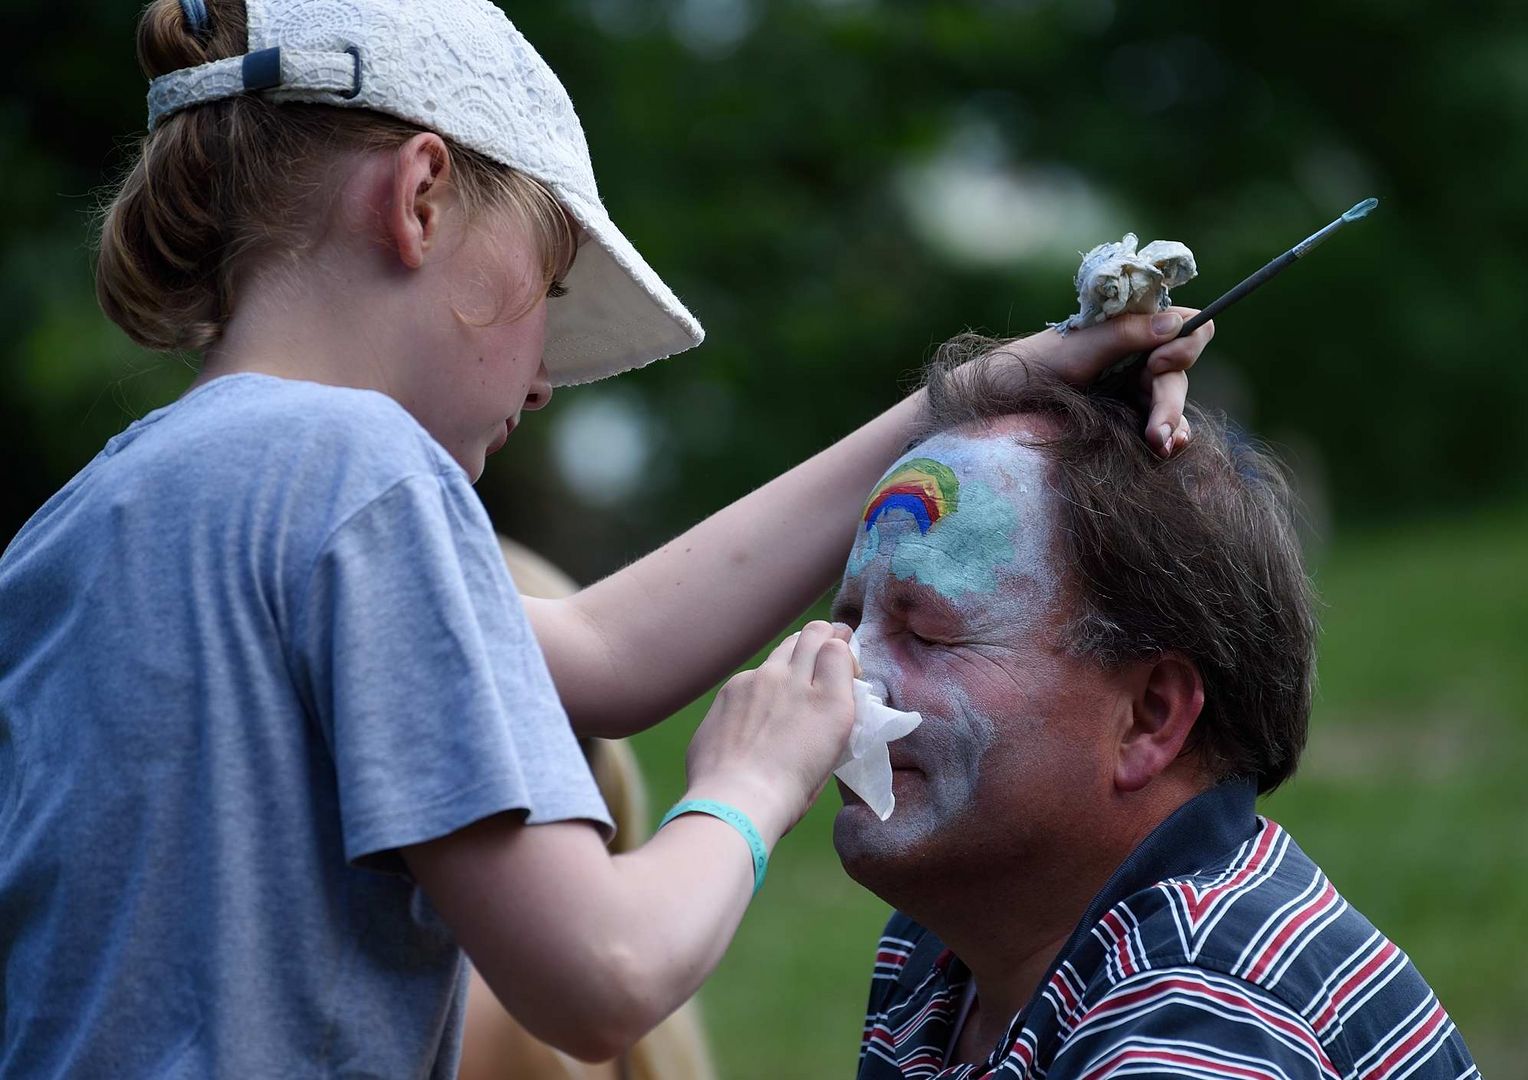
top-left (97, 0), bottom-right (575, 353)
top-left (460, 539), bottom-right (719, 1080)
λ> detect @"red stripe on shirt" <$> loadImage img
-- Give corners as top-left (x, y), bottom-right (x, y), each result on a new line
top-left (1317, 939), bottom-right (1400, 1030)
top-left (1081, 974), bottom-right (1335, 1071)
top-left (1082, 1046), bottom-right (1293, 1080)
top-left (1175, 822), bottom-right (1282, 926)
top-left (1246, 880), bottom-right (1341, 982)
top-left (1370, 1001), bottom-right (1449, 1080)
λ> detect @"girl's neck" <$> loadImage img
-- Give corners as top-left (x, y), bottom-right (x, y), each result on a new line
top-left (191, 259), bottom-right (407, 400)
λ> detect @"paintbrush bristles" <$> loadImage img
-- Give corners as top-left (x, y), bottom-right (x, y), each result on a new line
top-left (1342, 197), bottom-right (1379, 222)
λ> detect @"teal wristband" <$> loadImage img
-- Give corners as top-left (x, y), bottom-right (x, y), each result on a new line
top-left (658, 799), bottom-right (769, 895)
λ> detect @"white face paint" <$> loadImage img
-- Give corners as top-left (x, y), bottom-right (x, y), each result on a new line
top-left (832, 426), bottom-right (1081, 877)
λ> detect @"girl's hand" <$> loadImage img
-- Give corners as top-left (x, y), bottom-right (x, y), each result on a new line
top-left (990, 307), bottom-right (1215, 458)
top-left (682, 621), bottom-right (857, 846)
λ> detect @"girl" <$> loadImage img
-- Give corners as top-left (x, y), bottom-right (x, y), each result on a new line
top-left (0, 0), bottom-right (1210, 1075)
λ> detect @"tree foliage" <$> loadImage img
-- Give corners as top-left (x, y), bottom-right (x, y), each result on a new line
top-left (3, 0), bottom-right (1525, 572)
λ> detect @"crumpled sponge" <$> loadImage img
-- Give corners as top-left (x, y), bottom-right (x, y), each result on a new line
top-left (1050, 234), bottom-right (1197, 334)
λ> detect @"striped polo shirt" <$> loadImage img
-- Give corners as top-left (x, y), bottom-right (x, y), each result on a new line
top-left (857, 781), bottom-right (1478, 1079)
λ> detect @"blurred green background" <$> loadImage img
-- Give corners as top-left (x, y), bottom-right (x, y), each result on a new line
top-left (3, 0), bottom-right (1525, 1076)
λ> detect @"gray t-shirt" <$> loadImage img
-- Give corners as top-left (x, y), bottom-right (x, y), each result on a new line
top-left (0, 374), bottom-right (611, 1078)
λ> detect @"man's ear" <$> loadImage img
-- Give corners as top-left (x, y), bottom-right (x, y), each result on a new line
top-left (1115, 653), bottom-right (1204, 793)
top-left (386, 132), bottom-right (452, 270)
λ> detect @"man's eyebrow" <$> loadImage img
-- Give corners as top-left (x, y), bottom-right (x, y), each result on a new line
top-left (883, 576), bottom-right (963, 622)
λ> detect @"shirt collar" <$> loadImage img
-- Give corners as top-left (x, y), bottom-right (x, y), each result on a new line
top-left (1018, 778), bottom-right (1259, 1018)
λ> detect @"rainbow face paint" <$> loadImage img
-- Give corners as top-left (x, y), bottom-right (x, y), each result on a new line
top-left (861, 458), bottom-right (960, 536)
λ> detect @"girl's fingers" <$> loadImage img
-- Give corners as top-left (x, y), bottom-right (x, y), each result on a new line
top-left (828, 621), bottom-right (861, 676)
top-left (812, 637), bottom-right (856, 694)
top-left (1145, 315), bottom-right (1214, 375)
top-left (1174, 415), bottom-right (1192, 452)
top-left (788, 621), bottom-right (835, 678)
top-left (765, 632), bottom-right (801, 667)
top-left (1038, 309), bottom-right (1189, 381)
top-left (1145, 370), bottom-right (1190, 458)
top-left (1134, 309), bottom-right (1210, 458)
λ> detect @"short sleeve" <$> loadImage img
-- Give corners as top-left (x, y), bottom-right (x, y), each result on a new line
top-left (290, 470), bottom-right (611, 870)
top-left (1049, 967), bottom-right (1339, 1079)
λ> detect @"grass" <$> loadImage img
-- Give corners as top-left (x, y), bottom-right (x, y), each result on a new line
top-left (630, 502), bottom-right (1528, 1078)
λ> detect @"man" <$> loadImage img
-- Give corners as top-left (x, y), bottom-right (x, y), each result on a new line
top-left (831, 345), bottom-right (1478, 1079)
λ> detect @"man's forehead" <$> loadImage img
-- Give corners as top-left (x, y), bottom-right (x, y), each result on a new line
top-left (846, 420), bottom-right (1060, 608)
top-left (891, 419), bottom-right (1052, 490)
top-left (981, 412), bottom-right (1059, 441)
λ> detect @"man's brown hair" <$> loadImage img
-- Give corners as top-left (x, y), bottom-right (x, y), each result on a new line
top-left (915, 335), bottom-right (1317, 793)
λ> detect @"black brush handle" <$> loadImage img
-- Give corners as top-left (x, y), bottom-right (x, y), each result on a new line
top-left (1090, 248), bottom-right (1298, 403)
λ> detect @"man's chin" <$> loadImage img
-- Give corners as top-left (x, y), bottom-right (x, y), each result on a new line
top-left (833, 768), bottom-right (929, 821)
top-left (832, 782), bottom-right (939, 892)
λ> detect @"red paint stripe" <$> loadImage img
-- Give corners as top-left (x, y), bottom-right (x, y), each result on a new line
top-left (865, 484), bottom-right (940, 523)
top-left (879, 480), bottom-right (936, 497)
top-left (1247, 880), bottom-right (1339, 982)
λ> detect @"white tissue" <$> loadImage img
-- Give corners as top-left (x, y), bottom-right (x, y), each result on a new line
top-left (834, 633), bottom-right (923, 821)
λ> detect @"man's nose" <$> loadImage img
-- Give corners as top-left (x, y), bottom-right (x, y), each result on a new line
top-left (851, 631), bottom-right (895, 701)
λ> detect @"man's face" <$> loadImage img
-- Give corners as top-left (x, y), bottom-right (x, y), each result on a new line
top-left (831, 422), bottom-right (1123, 895)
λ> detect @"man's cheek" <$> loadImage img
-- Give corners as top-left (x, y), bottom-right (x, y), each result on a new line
top-left (893, 650), bottom-right (990, 718)
top-left (879, 651), bottom-right (921, 707)
top-left (914, 694), bottom-right (997, 798)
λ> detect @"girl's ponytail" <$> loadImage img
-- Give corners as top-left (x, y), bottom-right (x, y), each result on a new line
top-left (97, 0), bottom-right (251, 351)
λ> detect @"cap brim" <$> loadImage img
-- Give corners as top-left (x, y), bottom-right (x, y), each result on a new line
top-left (542, 191), bottom-right (704, 387)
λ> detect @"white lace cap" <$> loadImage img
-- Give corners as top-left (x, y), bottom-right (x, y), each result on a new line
top-left (145, 0), bottom-right (704, 386)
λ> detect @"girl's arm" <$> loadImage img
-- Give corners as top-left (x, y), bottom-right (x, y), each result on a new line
top-left (405, 624), bottom-right (853, 1061)
top-left (530, 312), bottom-right (1212, 737)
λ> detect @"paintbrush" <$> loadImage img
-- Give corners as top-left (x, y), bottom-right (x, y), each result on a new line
top-left (1090, 197), bottom-right (1380, 401)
